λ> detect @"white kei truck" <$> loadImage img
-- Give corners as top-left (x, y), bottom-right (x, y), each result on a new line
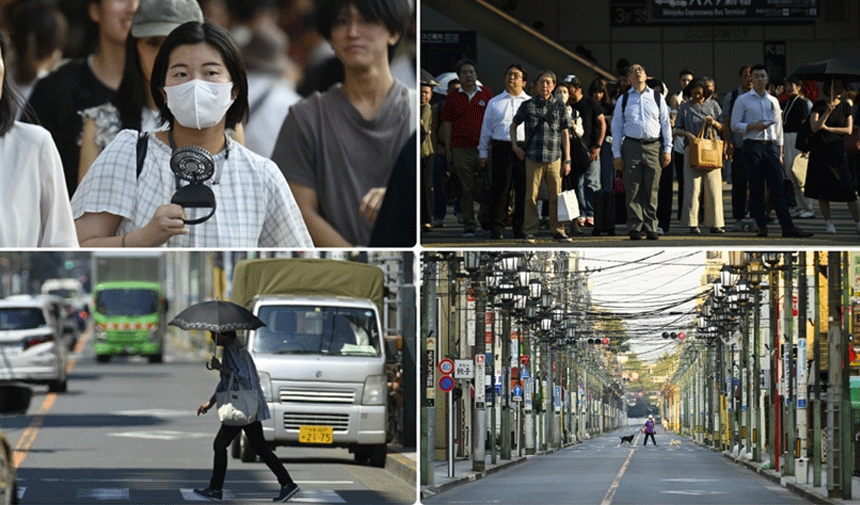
top-left (230, 258), bottom-right (388, 467)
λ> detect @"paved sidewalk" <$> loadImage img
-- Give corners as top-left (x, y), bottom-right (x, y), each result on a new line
top-left (386, 444), bottom-right (417, 486)
top-left (722, 450), bottom-right (860, 505)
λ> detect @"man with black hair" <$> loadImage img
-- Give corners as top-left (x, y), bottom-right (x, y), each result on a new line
top-left (731, 64), bottom-right (812, 238)
top-left (442, 58), bottom-right (494, 238)
top-left (611, 63), bottom-right (673, 240)
top-left (478, 63), bottom-right (529, 239)
top-left (719, 65), bottom-right (753, 231)
top-left (272, 0), bottom-right (415, 247)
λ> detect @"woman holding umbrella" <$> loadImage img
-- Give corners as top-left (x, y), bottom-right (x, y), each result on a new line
top-left (170, 301), bottom-right (299, 502)
top-left (803, 78), bottom-right (860, 234)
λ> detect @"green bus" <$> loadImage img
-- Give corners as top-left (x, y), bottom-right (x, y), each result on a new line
top-left (92, 281), bottom-right (167, 363)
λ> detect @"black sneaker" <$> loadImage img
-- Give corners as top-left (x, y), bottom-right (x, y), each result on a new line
top-left (193, 488), bottom-right (222, 500)
top-left (274, 482), bottom-right (300, 502)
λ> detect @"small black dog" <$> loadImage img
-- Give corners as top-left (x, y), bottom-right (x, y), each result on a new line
top-left (619, 434), bottom-right (634, 445)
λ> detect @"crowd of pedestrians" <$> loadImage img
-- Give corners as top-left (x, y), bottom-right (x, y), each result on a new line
top-left (422, 56), bottom-right (860, 241)
top-left (0, 0), bottom-right (416, 248)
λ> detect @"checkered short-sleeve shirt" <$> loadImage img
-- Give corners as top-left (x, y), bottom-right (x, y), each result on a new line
top-left (71, 130), bottom-right (313, 248)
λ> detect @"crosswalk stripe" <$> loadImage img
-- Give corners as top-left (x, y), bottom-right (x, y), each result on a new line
top-left (17, 486), bottom-right (347, 502)
top-left (77, 488), bottom-right (130, 500)
top-left (180, 489), bottom-right (237, 501)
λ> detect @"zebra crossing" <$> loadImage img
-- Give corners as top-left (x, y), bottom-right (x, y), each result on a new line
top-left (18, 486), bottom-right (347, 503)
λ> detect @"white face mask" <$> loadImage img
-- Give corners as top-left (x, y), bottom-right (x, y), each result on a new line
top-left (164, 79), bottom-right (235, 130)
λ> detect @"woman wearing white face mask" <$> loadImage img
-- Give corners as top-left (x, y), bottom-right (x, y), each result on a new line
top-left (71, 21), bottom-right (312, 247)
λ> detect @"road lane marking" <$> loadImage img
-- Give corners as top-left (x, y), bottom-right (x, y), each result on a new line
top-left (600, 431), bottom-right (642, 505)
top-left (14, 331), bottom-right (90, 467)
top-left (600, 447), bottom-right (635, 505)
top-left (13, 393), bottom-right (56, 467)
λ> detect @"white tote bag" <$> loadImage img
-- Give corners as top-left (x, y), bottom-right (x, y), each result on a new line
top-left (557, 189), bottom-right (581, 222)
top-left (216, 359), bottom-right (259, 426)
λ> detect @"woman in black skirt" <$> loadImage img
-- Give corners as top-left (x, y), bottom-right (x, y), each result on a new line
top-left (804, 79), bottom-right (859, 233)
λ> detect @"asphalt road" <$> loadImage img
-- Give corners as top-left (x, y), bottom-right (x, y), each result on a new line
top-left (422, 429), bottom-right (814, 505)
top-left (1, 331), bottom-right (414, 504)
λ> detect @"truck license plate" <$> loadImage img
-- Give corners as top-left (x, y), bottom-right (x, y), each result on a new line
top-left (299, 426), bottom-right (333, 444)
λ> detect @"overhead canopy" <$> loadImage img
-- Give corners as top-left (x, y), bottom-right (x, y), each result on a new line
top-left (231, 259), bottom-right (384, 314)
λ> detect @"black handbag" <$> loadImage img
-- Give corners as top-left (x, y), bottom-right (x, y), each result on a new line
top-left (569, 129), bottom-right (591, 177)
top-left (795, 118), bottom-right (812, 153)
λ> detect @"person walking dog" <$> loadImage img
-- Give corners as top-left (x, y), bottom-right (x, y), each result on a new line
top-left (643, 414), bottom-right (657, 446)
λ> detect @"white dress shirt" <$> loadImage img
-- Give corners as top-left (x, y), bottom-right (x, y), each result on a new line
top-left (611, 86), bottom-right (673, 158)
top-left (477, 90), bottom-right (531, 158)
top-left (731, 89), bottom-right (784, 146)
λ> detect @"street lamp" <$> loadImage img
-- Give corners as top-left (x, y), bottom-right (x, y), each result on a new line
top-left (529, 278), bottom-right (542, 301)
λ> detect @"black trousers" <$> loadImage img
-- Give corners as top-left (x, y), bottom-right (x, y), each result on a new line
top-left (742, 141), bottom-right (794, 230)
top-left (731, 146), bottom-right (749, 220)
top-left (209, 421), bottom-right (292, 491)
top-left (643, 432), bottom-right (656, 446)
top-left (490, 140), bottom-right (526, 235)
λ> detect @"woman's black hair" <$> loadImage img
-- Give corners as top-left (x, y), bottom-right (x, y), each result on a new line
top-left (111, 35), bottom-right (146, 131)
top-left (150, 21), bottom-right (249, 130)
top-left (684, 77), bottom-right (711, 100)
top-left (0, 35), bottom-right (20, 136)
top-left (315, 0), bottom-right (412, 60)
top-left (6, 0), bottom-right (67, 85)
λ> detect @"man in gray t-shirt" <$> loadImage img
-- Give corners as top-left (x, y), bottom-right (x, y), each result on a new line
top-left (271, 0), bottom-right (415, 247)
top-left (272, 80), bottom-right (414, 246)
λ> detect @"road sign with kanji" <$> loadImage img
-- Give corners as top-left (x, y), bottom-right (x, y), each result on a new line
top-left (454, 359), bottom-right (474, 378)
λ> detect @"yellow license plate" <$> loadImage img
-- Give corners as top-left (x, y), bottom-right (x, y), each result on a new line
top-left (299, 426), bottom-right (333, 444)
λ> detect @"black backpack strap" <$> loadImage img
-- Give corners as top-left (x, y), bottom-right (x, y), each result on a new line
top-left (136, 131), bottom-right (149, 179)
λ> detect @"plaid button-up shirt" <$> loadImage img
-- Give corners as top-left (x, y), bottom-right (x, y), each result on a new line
top-left (71, 129), bottom-right (313, 248)
top-left (512, 95), bottom-right (571, 163)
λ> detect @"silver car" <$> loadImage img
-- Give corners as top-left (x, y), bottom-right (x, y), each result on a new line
top-left (0, 297), bottom-right (68, 393)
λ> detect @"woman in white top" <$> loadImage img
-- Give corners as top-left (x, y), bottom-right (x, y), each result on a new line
top-left (0, 36), bottom-right (77, 247)
top-left (72, 21), bottom-right (312, 248)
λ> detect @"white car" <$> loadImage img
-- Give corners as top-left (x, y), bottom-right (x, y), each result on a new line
top-left (0, 297), bottom-right (68, 393)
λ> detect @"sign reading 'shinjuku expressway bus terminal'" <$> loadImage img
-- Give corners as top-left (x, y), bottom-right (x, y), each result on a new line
top-left (611, 0), bottom-right (819, 26)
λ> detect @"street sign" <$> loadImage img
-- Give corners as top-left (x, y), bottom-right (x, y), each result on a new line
top-left (521, 367), bottom-right (530, 379)
top-left (454, 359), bottom-right (474, 378)
top-left (520, 355), bottom-right (529, 366)
top-left (475, 356), bottom-right (485, 406)
top-left (438, 358), bottom-right (454, 376)
top-left (512, 383), bottom-right (523, 401)
top-left (524, 379), bottom-right (532, 410)
top-left (439, 375), bottom-right (455, 392)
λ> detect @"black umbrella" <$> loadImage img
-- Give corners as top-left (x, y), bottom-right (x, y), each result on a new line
top-left (168, 300), bottom-right (265, 333)
top-left (791, 58), bottom-right (860, 86)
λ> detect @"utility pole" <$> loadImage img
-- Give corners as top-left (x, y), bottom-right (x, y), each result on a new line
top-left (826, 251), bottom-right (846, 498)
top-left (784, 253), bottom-right (794, 477)
top-left (796, 252), bottom-right (809, 483)
top-left (420, 258), bottom-right (436, 487)
top-left (813, 252), bottom-right (822, 487)
top-left (472, 264), bottom-right (486, 473)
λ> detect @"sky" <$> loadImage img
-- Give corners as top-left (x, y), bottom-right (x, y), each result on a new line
top-left (579, 249), bottom-right (708, 362)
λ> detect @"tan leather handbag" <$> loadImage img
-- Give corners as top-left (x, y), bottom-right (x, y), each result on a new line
top-left (689, 123), bottom-right (723, 170)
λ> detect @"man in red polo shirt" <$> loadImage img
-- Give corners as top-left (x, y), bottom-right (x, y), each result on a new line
top-left (441, 58), bottom-right (494, 237)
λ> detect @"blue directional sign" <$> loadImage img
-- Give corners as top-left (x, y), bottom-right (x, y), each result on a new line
top-left (521, 367), bottom-right (530, 379)
top-left (512, 384), bottom-right (523, 400)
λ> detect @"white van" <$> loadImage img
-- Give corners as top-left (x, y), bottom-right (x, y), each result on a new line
top-left (231, 259), bottom-right (388, 467)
